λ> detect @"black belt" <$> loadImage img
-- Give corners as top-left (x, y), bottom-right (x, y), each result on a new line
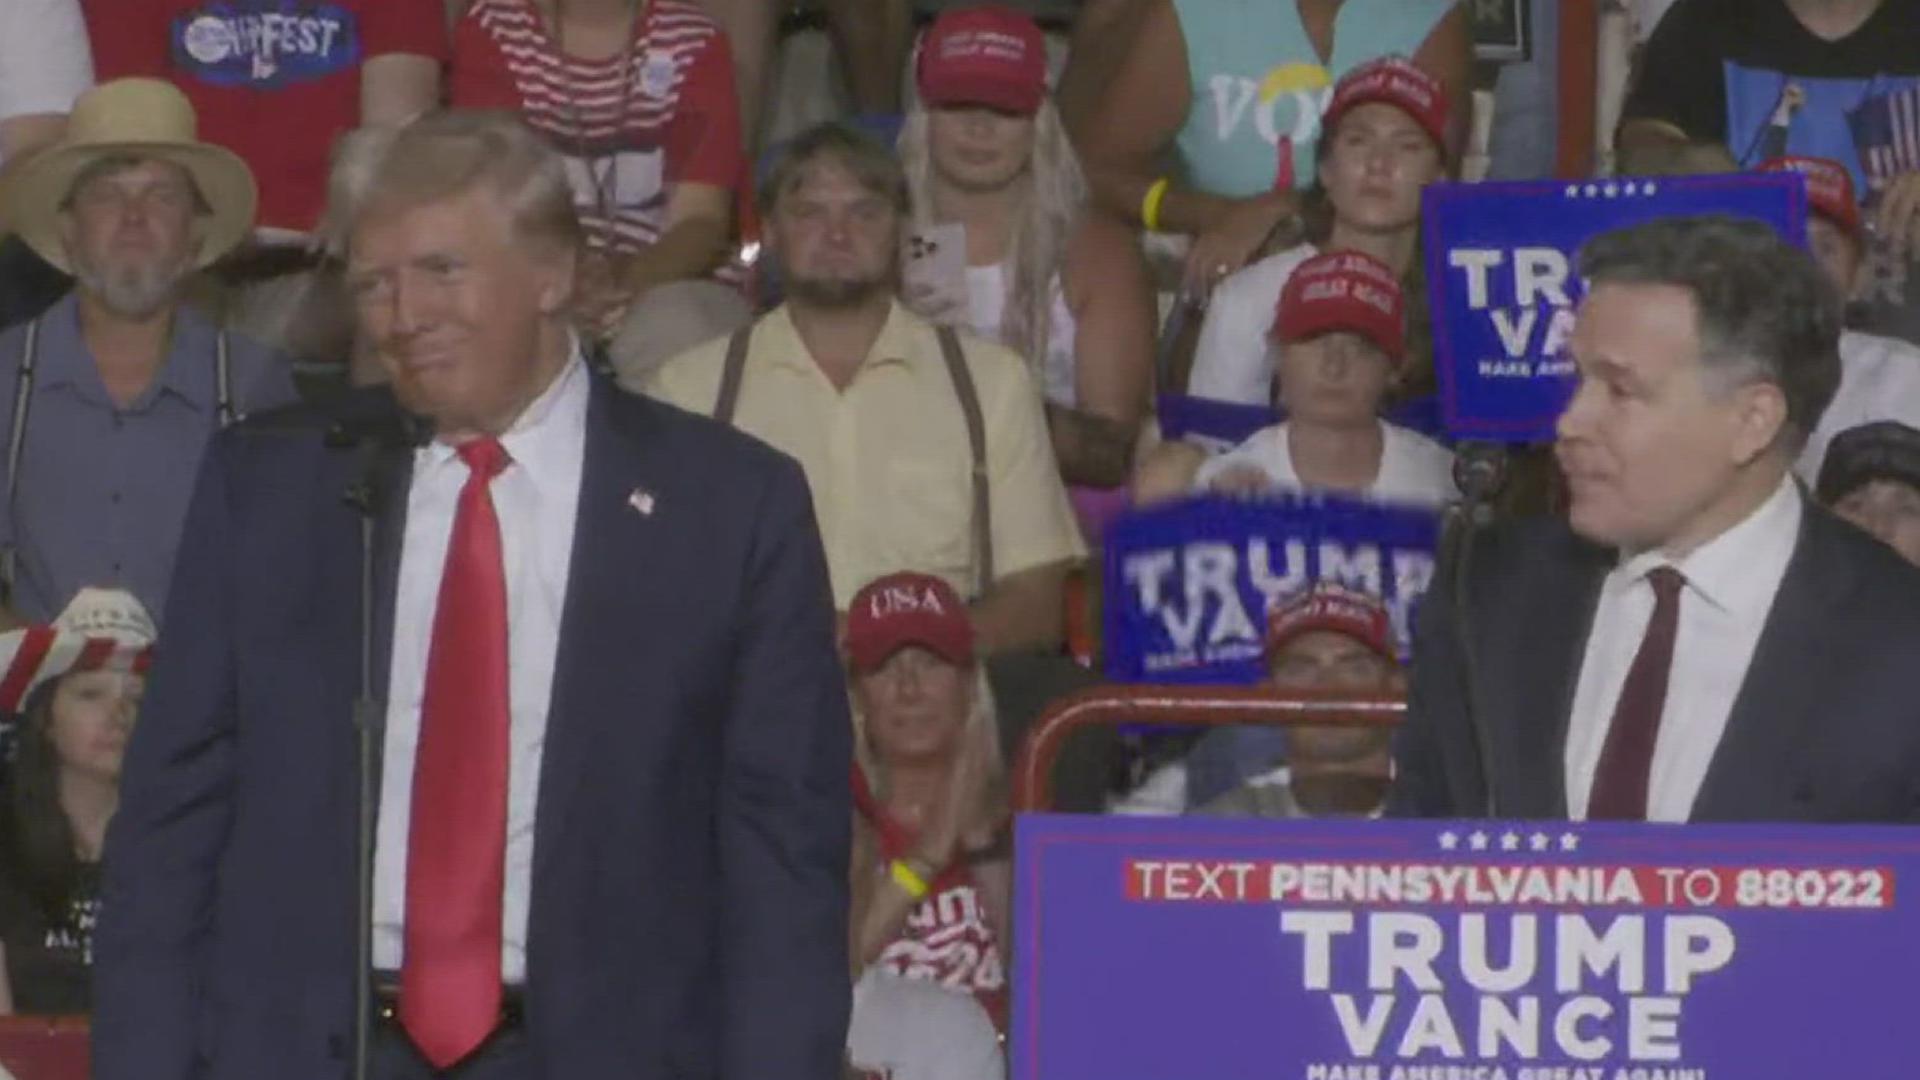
top-left (370, 973), bottom-right (527, 1030)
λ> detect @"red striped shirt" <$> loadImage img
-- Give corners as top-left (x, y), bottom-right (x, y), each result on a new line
top-left (451, 0), bottom-right (745, 280)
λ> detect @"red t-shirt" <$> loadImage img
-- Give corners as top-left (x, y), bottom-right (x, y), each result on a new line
top-left (854, 767), bottom-right (1009, 1031)
top-left (84, 0), bottom-right (449, 232)
top-left (450, 0), bottom-right (746, 280)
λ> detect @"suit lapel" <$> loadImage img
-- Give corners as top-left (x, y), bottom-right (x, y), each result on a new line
top-left (1500, 536), bottom-right (1607, 818)
top-left (1690, 511), bottom-right (1845, 821)
top-left (530, 378), bottom-right (673, 885)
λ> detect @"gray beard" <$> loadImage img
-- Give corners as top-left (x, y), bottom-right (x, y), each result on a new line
top-left (73, 256), bottom-right (187, 319)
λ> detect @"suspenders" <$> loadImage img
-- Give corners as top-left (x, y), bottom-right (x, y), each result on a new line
top-left (0, 318), bottom-right (237, 605)
top-left (715, 323), bottom-right (995, 597)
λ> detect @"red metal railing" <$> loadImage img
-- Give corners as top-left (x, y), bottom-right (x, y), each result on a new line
top-left (1011, 685), bottom-right (1406, 812)
top-left (0, 1015), bottom-right (90, 1080)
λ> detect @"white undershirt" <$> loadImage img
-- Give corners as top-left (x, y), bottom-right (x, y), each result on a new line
top-left (1563, 475), bottom-right (1802, 822)
top-left (371, 354), bottom-right (589, 981)
top-left (1191, 420), bottom-right (1458, 508)
top-left (962, 261), bottom-right (1079, 409)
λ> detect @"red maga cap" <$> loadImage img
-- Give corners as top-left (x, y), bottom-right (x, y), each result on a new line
top-left (1322, 55), bottom-right (1450, 158)
top-left (916, 5), bottom-right (1048, 116)
top-left (1265, 583), bottom-right (1395, 662)
top-left (1760, 155), bottom-right (1863, 240)
top-left (1272, 249), bottom-right (1405, 362)
top-left (845, 572), bottom-right (975, 672)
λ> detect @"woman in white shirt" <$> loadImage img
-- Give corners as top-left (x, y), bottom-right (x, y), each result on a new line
top-left (897, 6), bottom-right (1156, 492)
top-left (1184, 249), bottom-right (1454, 507)
top-left (1186, 55), bottom-right (1452, 407)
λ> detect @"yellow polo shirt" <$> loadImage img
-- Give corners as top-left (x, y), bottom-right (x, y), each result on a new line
top-left (647, 302), bottom-right (1085, 607)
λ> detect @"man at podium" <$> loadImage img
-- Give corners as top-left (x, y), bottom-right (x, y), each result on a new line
top-left (1394, 215), bottom-right (1920, 823)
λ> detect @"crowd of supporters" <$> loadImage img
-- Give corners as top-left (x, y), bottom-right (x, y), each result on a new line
top-left (2, 1), bottom-right (1919, 1078)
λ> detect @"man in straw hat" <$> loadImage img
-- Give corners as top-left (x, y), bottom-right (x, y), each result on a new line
top-left (93, 109), bottom-right (850, 1079)
top-left (0, 78), bottom-right (296, 627)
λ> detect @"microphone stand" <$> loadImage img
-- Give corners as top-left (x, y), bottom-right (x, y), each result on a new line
top-left (338, 434), bottom-right (392, 1080)
top-left (243, 391), bottom-right (425, 1080)
top-left (1443, 441), bottom-right (1509, 819)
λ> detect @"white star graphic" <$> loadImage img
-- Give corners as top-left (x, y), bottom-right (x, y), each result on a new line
top-left (1529, 832), bottom-right (1551, 852)
top-left (1439, 831), bottom-right (1460, 851)
top-left (1559, 833), bottom-right (1580, 852)
top-left (1644, 182), bottom-right (1660, 196)
top-left (1603, 183), bottom-right (1620, 198)
top-left (1469, 831), bottom-right (1491, 851)
top-left (1583, 184), bottom-right (1600, 198)
top-left (1564, 184), bottom-right (1580, 198)
top-left (1500, 831), bottom-right (1521, 852)
top-left (1622, 181), bottom-right (1640, 196)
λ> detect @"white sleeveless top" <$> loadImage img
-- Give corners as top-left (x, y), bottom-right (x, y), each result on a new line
top-left (963, 261), bottom-right (1080, 409)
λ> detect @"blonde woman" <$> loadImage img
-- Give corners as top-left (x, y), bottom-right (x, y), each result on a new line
top-left (898, 6), bottom-right (1155, 496)
top-left (845, 572), bottom-right (1013, 1039)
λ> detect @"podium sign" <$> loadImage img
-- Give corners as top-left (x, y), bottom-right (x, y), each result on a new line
top-left (1013, 815), bottom-right (1920, 1079)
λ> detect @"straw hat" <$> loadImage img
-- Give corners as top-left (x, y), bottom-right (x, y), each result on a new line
top-left (2, 77), bottom-right (256, 274)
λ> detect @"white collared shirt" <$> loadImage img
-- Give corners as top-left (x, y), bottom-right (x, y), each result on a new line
top-left (1564, 475), bottom-right (1803, 823)
top-left (371, 355), bottom-right (589, 981)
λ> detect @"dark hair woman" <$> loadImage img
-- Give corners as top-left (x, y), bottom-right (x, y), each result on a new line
top-left (0, 588), bottom-right (153, 1015)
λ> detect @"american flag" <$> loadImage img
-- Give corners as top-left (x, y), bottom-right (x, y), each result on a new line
top-left (1851, 84), bottom-right (1920, 187)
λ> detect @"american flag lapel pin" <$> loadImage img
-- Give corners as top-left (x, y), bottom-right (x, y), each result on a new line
top-left (627, 487), bottom-right (656, 516)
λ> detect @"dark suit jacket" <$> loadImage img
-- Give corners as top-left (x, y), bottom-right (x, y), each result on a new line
top-left (91, 375), bottom-right (853, 1079)
top-left (1393, 500), bottom-right (1920, 822)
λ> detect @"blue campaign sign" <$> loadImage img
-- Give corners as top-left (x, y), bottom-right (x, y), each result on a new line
top-left (1102, 494), bottom-right (1439, 684)
top-left (1421, 173), bottom-right (1808, 442)
top-left (1013, 814), bottom-right (1920, 1080)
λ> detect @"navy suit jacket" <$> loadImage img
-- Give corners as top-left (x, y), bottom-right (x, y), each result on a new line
top-left (91, 375), bottom-right (853, 1079)
top-left (1393, 502), bottom-right (1920, 822)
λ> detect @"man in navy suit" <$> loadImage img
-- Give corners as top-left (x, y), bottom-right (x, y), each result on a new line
top-left (1395, 215), bottom-right (1920, 823)
top-left (91, 110), bottom-right (853, 1079)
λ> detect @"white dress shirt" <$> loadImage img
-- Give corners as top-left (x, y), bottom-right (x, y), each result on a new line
top-left (372, 355), bottom-right (589, 982)
top-left (1563, 475), bottom-right (1803, 822)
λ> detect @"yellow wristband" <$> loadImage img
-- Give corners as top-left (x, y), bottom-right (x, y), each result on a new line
top-left (889, 858), bottom-right (932, 900)
top-left (1140, 177), bottom-right (1171, 233)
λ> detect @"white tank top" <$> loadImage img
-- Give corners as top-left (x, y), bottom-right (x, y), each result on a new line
top-left (963, 261), bottom-right (1080, 409)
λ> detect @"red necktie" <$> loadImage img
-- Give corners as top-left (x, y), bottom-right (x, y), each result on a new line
top-left (401, 437), bottom-right (512, 1068)
top-left (1587, 566), bottom-right (1686, 821)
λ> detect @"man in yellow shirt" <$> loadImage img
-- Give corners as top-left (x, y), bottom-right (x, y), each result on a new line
top-left (647, 122), bottom-right (1084, 654)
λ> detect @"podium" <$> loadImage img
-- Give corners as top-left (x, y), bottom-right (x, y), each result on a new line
top-left (1013, 813), bottom-right (1920, 1079)
top-left (0, 1017), bottom-right (88, 1080)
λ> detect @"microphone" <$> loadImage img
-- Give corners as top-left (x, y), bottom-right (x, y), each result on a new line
top-left (1451, 441), bottom-right (1510, 507)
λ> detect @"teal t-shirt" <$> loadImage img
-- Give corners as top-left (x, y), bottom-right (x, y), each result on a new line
top-left (1169, 0), bottom-right (1456, 198)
